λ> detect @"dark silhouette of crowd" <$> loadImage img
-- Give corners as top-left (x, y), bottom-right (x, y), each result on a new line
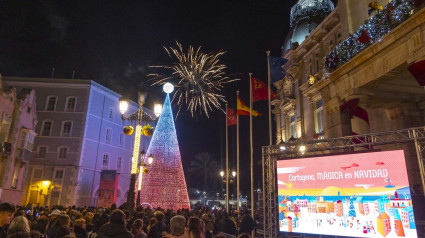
top-left (0, 202), bottom-right (256, 238)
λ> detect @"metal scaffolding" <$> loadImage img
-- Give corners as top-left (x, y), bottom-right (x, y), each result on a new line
top-left (261, 126), bottom-right (425, 237)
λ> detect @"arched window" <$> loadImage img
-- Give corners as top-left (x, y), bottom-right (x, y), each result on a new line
top-left (41, 120), bottom-right (53, 136)
top-left (61, 121), bottom-right (72, 137)
top-left (65, 97), bottom-right (77, 112)
top-left (58, 146), bottom-right (68, 159)
top-left (45, 96), bottom-right (57, 111)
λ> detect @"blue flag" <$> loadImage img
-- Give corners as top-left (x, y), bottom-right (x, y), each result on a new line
top-left (269, 56), bottom-right (288, 83)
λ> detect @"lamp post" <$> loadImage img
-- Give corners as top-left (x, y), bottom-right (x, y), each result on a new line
top-left (220, 169), bottom-right (236, 212)
top-left (136, 150), bottom-right (154, 205)
top-left (119, 90), bottom-right (160, 213)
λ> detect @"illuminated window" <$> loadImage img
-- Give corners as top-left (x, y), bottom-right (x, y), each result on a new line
top-left (65, 97), bottom-right (76, 112)
top-left (58, 147), bottom-right (67, 159)
top-left (41, 121), bottom-right (52, 136)
top-left (314, 99), bottom-right (324, 135)
top-left (38, 146), bottom-right (47, 158)
top-left (61, 121), bottom-right (72, 137)
top-left (106, 128), bottom-right (112, 144)
top-left (45, 96), bottom-right (57, 111)
top-left (117, 156), bottom-right (122, 170)
top-left (103, 154), bottom-right (109, 168)
top-left (290, 115), bottom-right (296, 139)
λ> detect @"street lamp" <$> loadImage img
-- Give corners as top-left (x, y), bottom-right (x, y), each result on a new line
top-left (119, 89), bottom-right (160, 213)
top-left (220, 169), bottom-right (236, 212)
top-left (136, 150), bottom-right (154, 205)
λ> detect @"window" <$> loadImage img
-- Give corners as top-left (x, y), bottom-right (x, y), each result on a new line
top-left (314, 99), bottom-right (324, 135)
top-left (330, 40), bottom-right (334, 51)
top-left (106, 128), bottom-right (112, 144)
top-left (119, 134), bottom-right (124, 147)
top-left (109, 108), bottom-right (114, 121)
top-left (41, 121), bottom-right (52, 136)
top-left (290, 115), bottom-right (296, 139)
top-left (117, 156), bottom-right (122, 170)
top-left (45, 96), bottom-right (57, 111)
top-left (54, 170), bottom-right (64, 179)
top-left (19, 131), bottom-right (27, 148)
top-left (61, 121), bottom-right (72, 137)
top-left (33, 169), bottom-right (43, 179)
top-left (58, 147), bottom-right (67, 159)
top-left (102, 154), bottom-right (109, 168)
top-left (38, 146), bottom-right (47, 158)
top-left (309, 59), bottom-right (313, 75)
top-left (65, 97), bottom-right (76, 112)
top-left (315, 54), bottom-right (319, 73)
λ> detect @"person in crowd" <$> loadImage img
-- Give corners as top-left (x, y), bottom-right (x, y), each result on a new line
top-left (187, 217), bottom-right (204, 238)
top-left (0, 203), bottom-right (15, 238)
top-left (162, 215), bottom-right (186, 238)
top-left (238, 214), bottom-right (254, 235)
top-left (74, 218), bottom-right (87, 238)
top-left (216, 212), bottom-right (237, 236)
top-left (7, 216), bottom-right (30, 235)
top-left (147, 211), bottom-right (166, 238)
top-left (96, 209), bottom-right (132, 238)
top-left (31, 217), bottom-right (48, 238)
top-left (130, 219), bottom-right (147, 238)
top-left (201, 214), bottom-right (214, 238)
top-left (47, 215), bottom-right (71, 238)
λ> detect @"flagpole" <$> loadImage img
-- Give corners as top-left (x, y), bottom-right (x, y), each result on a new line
top-left (236, 90), bottom-right (240, 215)
top-left (264, 50), bottom-right (271, 235)
top-left (225, 104), bottom-right (229, 213)
top-left (249, 73), bottom-right (254, 237)
top-left (266, 51), bottom-right (272, 146)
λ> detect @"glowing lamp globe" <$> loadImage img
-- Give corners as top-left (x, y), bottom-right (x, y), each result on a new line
top-left (163, 83), bottom-right (174, 94)
top-left (123, 125), bottom-right (134, 135)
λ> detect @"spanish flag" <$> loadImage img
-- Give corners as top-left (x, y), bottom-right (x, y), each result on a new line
top-left (237, 96), bottom-right (262, 116)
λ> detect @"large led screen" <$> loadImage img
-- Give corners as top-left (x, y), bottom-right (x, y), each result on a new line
top-left (277, 150), bottom-right (417, 238)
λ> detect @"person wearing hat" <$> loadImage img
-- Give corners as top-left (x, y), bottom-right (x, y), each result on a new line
top-left (47, 209), bottom-right (61, 237)
top-left (0, 202), bottom-right (15, 238)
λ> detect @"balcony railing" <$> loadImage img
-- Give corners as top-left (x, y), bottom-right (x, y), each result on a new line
top-left (324, 0), bottom-right (422, 75)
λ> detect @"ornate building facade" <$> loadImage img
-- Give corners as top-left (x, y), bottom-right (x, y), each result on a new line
top-left (0, 75), bottom-right (37, 204)
top-left (274, 0), bottom-right (425, 194)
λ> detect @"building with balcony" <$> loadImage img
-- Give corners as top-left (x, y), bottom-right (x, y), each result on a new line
top-left (4, 76), bottom-right (153, 207)
top-left (274, 0), bottom-right (425, 210)
top-left (0, 75), bottom-right (37, 204)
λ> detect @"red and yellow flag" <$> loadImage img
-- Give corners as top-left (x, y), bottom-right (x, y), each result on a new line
top-left (251, 77), bottom-right (278, 102)
top-left (237, 96), bottom-right (262, 116)
top-left (227, 107), bottom-right (237, 126)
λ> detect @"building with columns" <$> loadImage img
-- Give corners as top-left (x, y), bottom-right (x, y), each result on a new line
top-left (274, 0), bottom-right (425, 194)
top-left (0, 75), bottom-right (37, 204)
top-left (4, 76), bottom-right (153, 207)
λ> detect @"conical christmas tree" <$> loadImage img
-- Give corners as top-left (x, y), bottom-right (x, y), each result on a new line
top-left (139, 93), bottom-right (190, 210)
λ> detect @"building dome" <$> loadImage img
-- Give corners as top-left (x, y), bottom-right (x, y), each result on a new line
top-left (283, 0), bottom-right (334, 52)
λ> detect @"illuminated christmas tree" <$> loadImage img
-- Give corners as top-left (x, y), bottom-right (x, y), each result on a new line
top-left (139, 90), bottom-right (190, 210)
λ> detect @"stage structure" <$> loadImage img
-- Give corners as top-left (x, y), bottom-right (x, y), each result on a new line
top-left (139, 86), bottom-right (190, 210)
top-left (260, 126), bottom-right (425, 238)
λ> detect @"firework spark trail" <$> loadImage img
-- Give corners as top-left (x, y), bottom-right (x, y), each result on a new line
top-left (149, 42), bottom-right (238, 118)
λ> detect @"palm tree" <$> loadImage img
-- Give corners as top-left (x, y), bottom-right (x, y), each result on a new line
top-left (188, 152), bottom-right (219, 191)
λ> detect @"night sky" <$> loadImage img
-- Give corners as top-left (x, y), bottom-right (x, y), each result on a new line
top-left (0, 0), bottom-right (301, 194)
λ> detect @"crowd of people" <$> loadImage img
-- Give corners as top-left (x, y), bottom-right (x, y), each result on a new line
top-left (0, 202), bottom-right (256, 238)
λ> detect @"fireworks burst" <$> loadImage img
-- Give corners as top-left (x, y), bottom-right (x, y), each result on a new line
top-left (149, 42), bottom-right (238, 118)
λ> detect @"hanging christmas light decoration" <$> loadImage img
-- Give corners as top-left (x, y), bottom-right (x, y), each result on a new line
top-left (323, 0), bottom-right (418, 76)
